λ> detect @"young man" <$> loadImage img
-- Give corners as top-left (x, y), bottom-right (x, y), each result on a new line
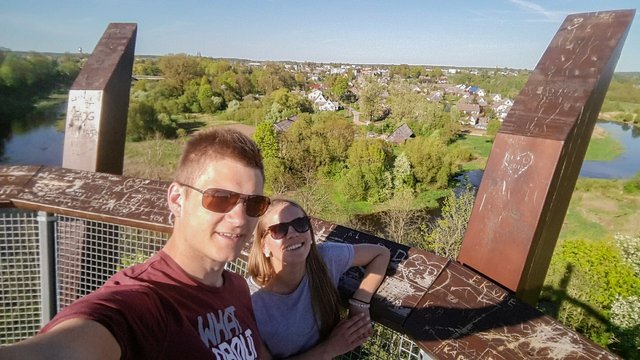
top-left (0, 128), bottom-right (271, 359)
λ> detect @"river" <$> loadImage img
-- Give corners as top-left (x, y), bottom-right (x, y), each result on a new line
top-left (1, 118), bottom-right (639, 180)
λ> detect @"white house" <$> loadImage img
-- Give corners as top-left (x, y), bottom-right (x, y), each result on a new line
top-left (318, 100), bottom-right (339, 112)
top-left (307, 89), bottom-right (324, 102)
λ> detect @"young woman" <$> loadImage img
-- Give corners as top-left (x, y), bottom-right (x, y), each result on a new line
top-left (248, 199), bottom-right (390, 359)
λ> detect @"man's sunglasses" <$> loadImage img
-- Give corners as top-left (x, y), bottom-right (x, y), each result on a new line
top-left (178, 183), bottom-right (270, 217)
top-left (267, 216), bottom-right (311, 240)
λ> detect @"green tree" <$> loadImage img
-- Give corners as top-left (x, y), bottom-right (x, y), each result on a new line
top-left (541, 237), bottom-right (640, 354)
top-left (331, 76), bottom-right (350, 98)
top-left (420, 187), bottom-right (475, 259)
top-left (392, 152), bottom-right (415, 192)
top-left (264, 88), bottom-right (313, 122)
top-left (486, 118), bottom-right (502, 140)
top-left (127, 101), bottom-right (158, 141)
top-left (127, 101), bottom-right (178, 141)
top-left (157, 54), bottom-right (202, 89)
top-left (197, 77), bottom-right (218, 113)
top-left (404, 136), bottom-right (455, 189)
top-left (358, 77), bottom-right (385, 121)
top-left (431, 67), bottom-right (443, 79)
top-left (343, 138), bottom-right (391, 202)
top-left (253, 121), bottom-right (279, 159)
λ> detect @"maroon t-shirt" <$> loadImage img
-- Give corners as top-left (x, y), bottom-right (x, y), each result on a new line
top-left (41, 251), bottom-right (264, 359)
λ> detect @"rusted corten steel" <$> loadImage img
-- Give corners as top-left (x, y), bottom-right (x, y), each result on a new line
top-left (5, 165), bottom-right (172, 233)
top-left (0, 164), bottom-right (619, 358)
top-left (0, 165), bottom-right (40, 207)
top-left (458, 9), bottom-right (635, 305)
top-left (62, 23), bottom-right (137, 175)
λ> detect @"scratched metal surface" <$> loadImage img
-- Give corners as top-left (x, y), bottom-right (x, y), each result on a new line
top-left (8, 166), bottom-right (173, 233)
top-left (458, 9), bottom-right (635, 304)
top-left (0, 165), bottom-right (41, 206)
top-left (71, 23), bottom-right (137, 91)
top-left (406, 262), bottom-right (617, 359)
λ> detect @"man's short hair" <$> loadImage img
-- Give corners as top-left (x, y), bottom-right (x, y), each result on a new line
top-left (174, 128), bottom-right (264, 185)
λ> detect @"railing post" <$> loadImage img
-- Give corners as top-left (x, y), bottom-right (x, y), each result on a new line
top-left (458, 10), bottom-right (635, 305)
top-left (37, 211), bottom-right (57, 323)
top-left (62, 23), bottom-right (137, 175)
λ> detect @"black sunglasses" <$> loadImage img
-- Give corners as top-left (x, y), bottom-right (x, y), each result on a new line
top-left (178, 183), bottom-right (270, 217)
top-left (267, 216), bottom-right (311, 240)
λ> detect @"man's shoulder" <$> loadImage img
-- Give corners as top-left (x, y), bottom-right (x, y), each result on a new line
top-left (105, 252), bottom-right (168, 285)
top-left (223, 269), bottom-right (250, 289)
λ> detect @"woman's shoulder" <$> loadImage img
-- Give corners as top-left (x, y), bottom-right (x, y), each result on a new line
top-left (317, 242), bottom-right (354, 275)
top-left (317, 241), bottom-right (352, 256)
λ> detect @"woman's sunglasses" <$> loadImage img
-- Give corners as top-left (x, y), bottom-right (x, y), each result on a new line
top-left (178, 183), bottom-right (270, 217)
top-left (267, 216), bottom-right (311, 240)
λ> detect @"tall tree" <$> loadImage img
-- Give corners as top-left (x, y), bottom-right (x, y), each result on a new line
top-left (358, 77), bottom-right (385, 122)
top-left (157, 54), bottom-right (202, 89)
top-left (344, 138), bottom-right (391, 202)
top-left (420, 187), bottom-right (475, 259)
top-left (253, 121), bottom-right (279, 159)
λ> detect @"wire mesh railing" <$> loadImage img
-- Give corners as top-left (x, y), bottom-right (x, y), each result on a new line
top-left (0, 209), bottom-right (41, 345)
top-left (0, 208), bottom-right (421, 359)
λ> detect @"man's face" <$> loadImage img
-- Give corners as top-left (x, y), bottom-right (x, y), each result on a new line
top-left (178, 157), bottom-right (264, 266)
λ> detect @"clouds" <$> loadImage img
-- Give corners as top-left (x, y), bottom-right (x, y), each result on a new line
top-left (506, 0), bottom-right (564, 22)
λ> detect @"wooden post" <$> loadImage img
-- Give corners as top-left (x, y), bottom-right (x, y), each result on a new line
top-left (62, 23), bottom-right (137, 175)
top-left (458, 10), bottom-right (635, 305)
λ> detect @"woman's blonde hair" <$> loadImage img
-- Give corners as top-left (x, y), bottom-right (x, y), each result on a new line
top-left (248, 199), bottom-right (341, 340)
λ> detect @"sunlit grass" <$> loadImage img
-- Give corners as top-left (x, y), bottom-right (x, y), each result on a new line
top-left (585, 133), bottom-right (624, 161)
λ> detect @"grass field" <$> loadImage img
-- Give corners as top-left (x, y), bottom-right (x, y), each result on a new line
top-left (559, 178), bottom-right (640, 242)
top-left (454, 124), bottom-right (625, 166)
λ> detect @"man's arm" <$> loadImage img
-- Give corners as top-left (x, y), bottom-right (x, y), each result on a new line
top-left (0, 318), bottom-right (121, 360)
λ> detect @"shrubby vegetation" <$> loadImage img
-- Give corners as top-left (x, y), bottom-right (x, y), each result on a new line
top-left (0, 50), bottom-right (81, 124)
top-left (540, 175), bottom-right (640, 358)
top-left (601, 74), bottom-right (640, 124)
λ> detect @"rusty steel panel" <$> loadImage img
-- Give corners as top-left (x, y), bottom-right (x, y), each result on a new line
top-left (63, 23), bottom-right (137, 175)
top-left (0, 165), bottom-right (41, 206)
top-left (405, 262), bottom-right (618, 359)
top-left (459, 10), bottom-right (635, 304)
top-left (11, 166), bottom-right (172, 233)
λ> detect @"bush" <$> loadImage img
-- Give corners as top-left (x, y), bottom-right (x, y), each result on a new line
top-left (623, 172), bottom-right (640, 194)
top-left (127, 101), bottom-right (178, 141)
top-left (541, 237), bottom-right (640, 356)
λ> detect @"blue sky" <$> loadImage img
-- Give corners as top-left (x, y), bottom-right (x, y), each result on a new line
top-left (1, 0), bottom-right (638, 71)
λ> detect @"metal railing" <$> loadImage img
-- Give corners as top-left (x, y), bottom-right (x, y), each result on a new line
top-left (0, 208), bottom-right (422, 359)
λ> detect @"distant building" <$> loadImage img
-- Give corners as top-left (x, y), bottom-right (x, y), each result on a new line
top-left (274, 115), bottom-right (298, 133)
top-left (387, 123), bottom-right (414, 144)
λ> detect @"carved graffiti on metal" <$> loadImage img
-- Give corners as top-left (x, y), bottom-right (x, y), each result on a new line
top-left (406, 262), bottom-right (616, 359)
top-left (0, 165), bottom-right (41, 206)
top-left (8, 166), bottom-right (172, 232)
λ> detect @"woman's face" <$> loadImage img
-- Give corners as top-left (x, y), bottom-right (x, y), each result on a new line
top-left (262, 204), bottom-right (312, 269)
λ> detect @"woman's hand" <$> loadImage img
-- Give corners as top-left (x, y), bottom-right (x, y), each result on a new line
top-left (348, 304), bottom-right (372, 339)
top-left (320, 312), bottom-right (371, 358)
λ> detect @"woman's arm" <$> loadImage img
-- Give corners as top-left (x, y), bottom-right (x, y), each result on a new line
top-left (350, 243), bottom-right (391, 304)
